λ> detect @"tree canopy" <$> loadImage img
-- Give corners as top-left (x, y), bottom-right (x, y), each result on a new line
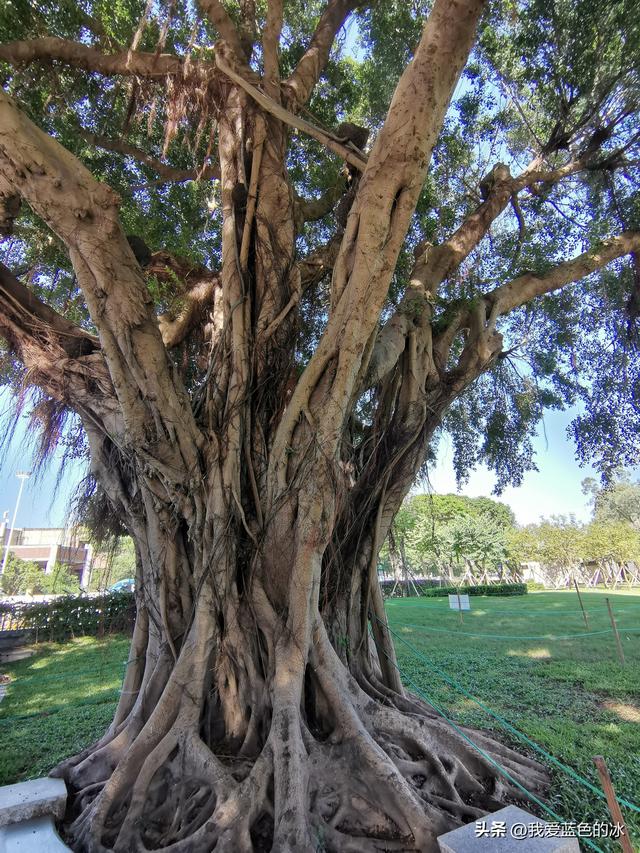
top-left (1, 0), bottom-right (639, 489)
top-left (583, 472), bottom-right (640, 528)
top-left (1, 1), bottom-right (639, 850)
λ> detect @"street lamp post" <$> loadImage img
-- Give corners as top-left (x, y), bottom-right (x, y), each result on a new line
top-left (0, 472), bottom-right (31, 576)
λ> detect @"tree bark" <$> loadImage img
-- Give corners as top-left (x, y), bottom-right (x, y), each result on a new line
top-left (8, 0), bottom-right (640, 848)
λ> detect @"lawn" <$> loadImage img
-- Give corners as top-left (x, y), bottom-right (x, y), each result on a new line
top-left (385, 589), bottom-right (640, 851)
top-left (0, 591), bottom-right (638, 852)
top-left (0, 635), bottom-right (131, 785)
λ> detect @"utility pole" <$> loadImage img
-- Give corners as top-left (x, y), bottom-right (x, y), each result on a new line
top-left (0, 472), bottom-right (30, 575)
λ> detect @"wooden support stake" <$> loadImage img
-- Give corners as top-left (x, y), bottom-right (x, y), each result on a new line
top-left (573, 578), bottom-right (589, 629)
top-left (606, 597), bottom-right (625, 665)
top-left (593, 755), bottom-right (634, 853)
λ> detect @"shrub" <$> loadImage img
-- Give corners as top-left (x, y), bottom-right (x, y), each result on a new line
top-left (0, 592), bottom-right (135, 641)
top-left (0, 554), bottom-right (50, 595)
top-left (526, 580), bottom-right (545, 591)
top-left (385, 582), bottom-right (527, 598)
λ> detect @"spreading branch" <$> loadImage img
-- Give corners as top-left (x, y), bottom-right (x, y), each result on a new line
top-left (146, 251), bottom-right (221, 348)
top-left (0, 262), bottom-right (98, 358)
top-left (79, 129), bottom-right (220, 183)
top-left (0, 88), bottom-right (203, 468)
top-left (298, 235), bottom-right (342, 289)
top-left (285, 0), bottom-right (364, 109)
top-left (215, 54), bottom-right (367, 171)
top-left (0, 37), bottom-right (187, 77)
top-left (366, 153), bottom-right (624, 387)
top-left (0, 262), bottom-right (114, 411)
top-left (198, 0), bottom-right (250, 63)
top-left (434, 230), bottom-right (640, 378)
top-left (294, 175), bottom-right (348, 224)
top-left (490, 231), bottom-right (640, 315)
top-left (420, 156), bottom-right (594, 292)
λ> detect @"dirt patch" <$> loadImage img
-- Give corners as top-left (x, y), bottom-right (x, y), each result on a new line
top-left (601, 700), bottom-right (640, 723)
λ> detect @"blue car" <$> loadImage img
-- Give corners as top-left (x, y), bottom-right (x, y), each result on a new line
top-left (109, 578), bottom-right (135, 593)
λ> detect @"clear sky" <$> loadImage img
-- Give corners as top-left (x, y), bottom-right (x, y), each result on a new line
top-left (423, 408), bottom-right (597, 525)
top-left (0, 391), bottom-right (86, 530)
top-left (0, 388), bottom-right (597, 530)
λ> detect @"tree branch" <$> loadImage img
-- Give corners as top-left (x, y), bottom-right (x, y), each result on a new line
top-left (285, 0), bottom-right (363, 110)
top-left (269, 0), bottom-right (486, 492)
top-left (0, 262), bottom-right (98, 358)
top-left (298, 235), bottom-right (342, 289)
top-left (215, 53), bottom-right (367, 170)
top-left (145, 251), bottom-right (221, 348)
top-left (0, 37), bottom-right (187, 77)
top-left (368, 153), bottom-right (634, 388)
top-left (420, 157), bottom-right (592, 294)
top-left (0, 262), bottom-right (115, 413)
top-left (197, 0), bottom-right (250, 63)
top-left (263, 0), bottom-right (284, 98)
top-left (432, 230), bottom-right (640, 380)
top-left (79, 129), bottom-right (220, 183)
top-left (490, 231), bottom-right (640, 315)
top-left (0, 88), bottom-right (203, 468)
top-left (294, 175), bottom-right (348, 224)
top-left (158, 276), bottom-right (221, 348)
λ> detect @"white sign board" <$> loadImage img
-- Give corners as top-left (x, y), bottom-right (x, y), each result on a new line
top-left (448, 594), bottom-right (470, 611)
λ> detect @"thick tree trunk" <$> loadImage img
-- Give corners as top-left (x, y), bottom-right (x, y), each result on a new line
top-left (51, 468), bottom-right (548, 853)
top-left (0, 3), bottom-right (551, 847)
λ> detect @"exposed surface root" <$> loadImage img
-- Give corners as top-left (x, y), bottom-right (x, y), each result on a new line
top-left (58, 627), bottom-right (549, 852)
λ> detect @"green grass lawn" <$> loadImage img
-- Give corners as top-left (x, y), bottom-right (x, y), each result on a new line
top-left (0, 635), bottom-right (131, 785)
top-left (0, 591), bottom-right (638, 851)
top-left (385, 590), bottom-right (640, 851)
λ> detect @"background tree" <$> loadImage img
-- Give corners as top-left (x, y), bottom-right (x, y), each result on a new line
top-left (0, 554), bottom-right (79, 594)
top-left (510, 516), bottom-right (584, 587)
top-left (580, 520), bottom-right (640, 586)
top-left (0, 0), bottom-right (639, 849)
top-left (89, 537), bottom-right (137, 592)
top-left (0, 553), bottom-right (49, 595)
top-left (387, 493), bottom-right (514, 582)
top-left (583, 472), bottom-right (640, 529)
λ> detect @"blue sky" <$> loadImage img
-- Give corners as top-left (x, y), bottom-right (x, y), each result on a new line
top-left (0, 394), bottom-right (596, 530)
top-left (423, 408), bottom-right (597, 524)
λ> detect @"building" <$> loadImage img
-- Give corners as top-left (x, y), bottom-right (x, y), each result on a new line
top-left (0, 516), bottom-right (93, 588)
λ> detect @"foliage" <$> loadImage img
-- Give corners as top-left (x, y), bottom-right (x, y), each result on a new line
top-left (406, 494), bottom-right (516, 528)
top-left (89, 537), bottom-right (136, 591)
top-left (582, 521), bottom-right (640, 565)
top-left (0, 0), bottom-right (639, 487)
top-left (583, 473), bottom-right (640, 529)
top-left (511, 516), bottom-right (640, 569)
top-left (514, 516), bottom-right (585, 570)
top-left (0, 555), bottom-right (79, 595)
top-left (509, 514), bottom-right (640, 586)
top-left (386, 493), bottom-right (517, 582)
top-left (44, 562), bottom-right (81, 594)
top-left (0, 592), bottom-right (135, 641)
top-left (1, 554), bottom-right (49, 595)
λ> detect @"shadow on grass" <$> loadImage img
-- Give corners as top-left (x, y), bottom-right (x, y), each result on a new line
top-left (0, 635), bottom-right (130, 786)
